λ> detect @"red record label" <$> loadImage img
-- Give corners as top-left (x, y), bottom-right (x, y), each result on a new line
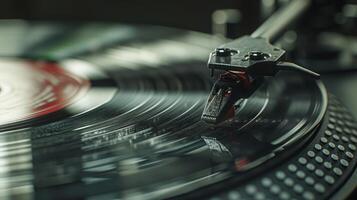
top-left (0, 59), bottom-right (90, 126)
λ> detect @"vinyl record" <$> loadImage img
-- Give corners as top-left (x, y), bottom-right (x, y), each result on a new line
top-left (0, 21), bottom-right (355, 200)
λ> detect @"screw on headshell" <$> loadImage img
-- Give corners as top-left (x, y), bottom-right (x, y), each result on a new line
top-left (215, 48), bottom-right (238, 57)
top-left (242, 51), bottom-right (271, 61)
top-left (248, 51), bottom-right (270, 61)
top-left (211, 48), bottom-right (238, 76)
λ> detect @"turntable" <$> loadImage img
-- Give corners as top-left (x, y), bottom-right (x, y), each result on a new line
top-left (0, 0), bottom-right (356, 200)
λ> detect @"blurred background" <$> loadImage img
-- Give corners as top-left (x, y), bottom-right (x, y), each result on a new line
top-left (0, 0), bottom-right (257, 35)
top-left (0, 0), bottom-right (355, 38)
top-left (0, 0), bottom-right (355, 39)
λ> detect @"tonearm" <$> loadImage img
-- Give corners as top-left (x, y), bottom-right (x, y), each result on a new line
top-left (201, 0), bottom-right (320, 124)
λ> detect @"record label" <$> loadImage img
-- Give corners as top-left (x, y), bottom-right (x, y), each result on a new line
top-left (0, 59), bottom-right (90, 126)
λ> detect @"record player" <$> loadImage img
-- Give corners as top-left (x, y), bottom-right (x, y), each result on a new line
top-left (0, 0), bottom-right (356, 199)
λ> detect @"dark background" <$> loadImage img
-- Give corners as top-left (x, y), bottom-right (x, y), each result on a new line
top-left (1, 0), bottom-right (355, 37)
top-left (0, 0), bottom-right (261, 35)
